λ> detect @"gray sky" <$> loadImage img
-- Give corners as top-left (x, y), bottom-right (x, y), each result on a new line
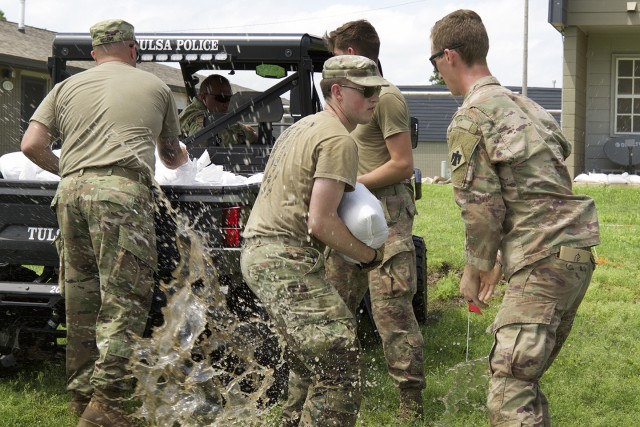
top-left (2, 0), bottom-right (563, 88)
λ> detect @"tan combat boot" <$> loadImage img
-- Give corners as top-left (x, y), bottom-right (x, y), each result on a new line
top-left (399, 388), bottom-right (424, 425)
top-left (68, 393), bottom-right (91, 417)
top-left (76, 396), bottom-right (136, 427)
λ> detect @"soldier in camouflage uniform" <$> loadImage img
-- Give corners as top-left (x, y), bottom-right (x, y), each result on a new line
top-left (21, 19), bottom-right (188, 427)
top-left (323, 20), bottom-right (426, 422)
top-left (241, 55), bottom-right (388, 427)
top-left (430, 10), bottom-right (600, 426)
top-left (179, 74), bottom-right (257, 146)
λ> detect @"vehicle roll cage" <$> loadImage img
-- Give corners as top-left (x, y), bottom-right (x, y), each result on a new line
top-left (48, 33), bottom-right (332, 147)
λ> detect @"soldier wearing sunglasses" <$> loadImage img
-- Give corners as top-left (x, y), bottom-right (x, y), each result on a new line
top-left (431, 9), bottom-right (600, 426)
top-left (179, 74), bottom-right (257, 146)
top-left (320, 19), bottom-right (426, 424)
top-left (241, 55), bottom-right (388, 427)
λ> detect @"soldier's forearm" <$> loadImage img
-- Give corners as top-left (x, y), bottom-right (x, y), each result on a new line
top-left (157, 136), bottom-right (188, 169)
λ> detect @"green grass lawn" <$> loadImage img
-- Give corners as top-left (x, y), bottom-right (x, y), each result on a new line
top-left (1, 184), bottom-right (638, 426)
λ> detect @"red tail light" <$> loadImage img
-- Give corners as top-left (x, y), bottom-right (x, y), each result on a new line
top-left (225, 207), bottom-right (240, 227)
top-left (225, 229), bottom-right (241, 247)
top-left (224, 207), bottom-right (241, 247)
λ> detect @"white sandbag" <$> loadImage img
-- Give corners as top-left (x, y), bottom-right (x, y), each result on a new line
top-left (573, 173), bottom-right (590, 183)
top-left (191, 149), bottom-right (250, 185)
top-left (154, 141), bottom-right (199, 185)
top-left (195, 163), bottom-right (224, 184)
top-left (219, 171), bottom-right (247, 186)
top-left (196, 149), bottom-right (212, 171)
top-left (19, 160), bottom-right (61, 181)
top-left (629, 174), bottom-right (640, 184)
top-left (0, 151), bottom-right (31, 180)
top-left (607, 173), bottom-right (629, 184)
top-left (588, 173), bottom-right (609, 183)
top-left (16, 149), bottom-right (61, 182)
top-left (338, 183), bottom-right (388, 263)
top-left (244, 173), bottom-right (264, 185)
top-left (155, 157), bottom-right (198, 185)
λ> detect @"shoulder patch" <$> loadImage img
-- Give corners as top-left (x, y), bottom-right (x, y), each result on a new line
top-left (448, 128), bottom-right (481, 188)
top-left (196, 115), bottom-right (204, 126)
top-left (449, 145), bottom-right (466, 172)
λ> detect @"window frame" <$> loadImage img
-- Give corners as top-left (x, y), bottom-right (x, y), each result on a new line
top-left (612, 54), bottom-right (640, 135)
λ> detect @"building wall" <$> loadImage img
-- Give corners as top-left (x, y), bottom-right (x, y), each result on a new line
top-left (0, 64), bottom-right (188, 157)
top-left (562, 26), bottom-right (588, 176)
top-left (566, 0), bottom-right (640, 26)
top-left (413, 141), bottom-right (450, 179)
top-left (586, 33), bottom-right (628, 172)
top-left (584, 32), bottom-right (640, 173)
top-left (0, 69), bottom-right (21, 154)
top-left (553, 0), bottom-right (640, 174)
top-left (0, 64), bottom-right (50, 155)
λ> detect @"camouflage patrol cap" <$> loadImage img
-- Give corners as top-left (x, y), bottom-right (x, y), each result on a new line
top-left (322, 55), bottom-right (388, 87)
top-left (90, 19), bottom-right (136, 47)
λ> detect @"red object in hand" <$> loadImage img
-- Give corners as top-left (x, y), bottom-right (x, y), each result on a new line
top-left (468, 303), bottom-right (483, 315)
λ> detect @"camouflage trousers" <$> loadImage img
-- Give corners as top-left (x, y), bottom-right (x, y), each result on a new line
top-left (327, 183), bottom-right (425, 391)
top-left (53, 174), bottom-right (156, 401)
top-left (488, 249), bottom-right (595, 426)
top-left (240, 242), bottom-right (362, 427)
top-left (275, 183), bottom-right (427, 424)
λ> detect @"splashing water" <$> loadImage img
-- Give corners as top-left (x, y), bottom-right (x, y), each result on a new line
top-left (437, 356), bottom-right (490, 426)
top-left (128, 188), bottom-right (284, 426)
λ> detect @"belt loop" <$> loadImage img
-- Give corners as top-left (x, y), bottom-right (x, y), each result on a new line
top-left (107, 167), bottom-right (114, 177)
top-left (78, 168), bottom-right (85, 177)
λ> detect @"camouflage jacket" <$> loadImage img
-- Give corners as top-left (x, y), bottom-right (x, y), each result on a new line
top-left (447, 76), bottom-right (600, 279)
top-left (178, 98), bottom-right (257, 146)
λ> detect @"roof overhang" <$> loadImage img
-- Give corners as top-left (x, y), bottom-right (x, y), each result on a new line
top-left (0, 53), bottom-right (48, 73)
top-left (548, 0), bottom-right (567, 32)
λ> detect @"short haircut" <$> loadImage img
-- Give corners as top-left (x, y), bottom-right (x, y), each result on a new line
top-left (324, 20), bottom-right (380, 62)
top-left (199, 74), bottom-right (231, 96)
top-left (431, 9), bottom-right (489, 67)
top-left (92, 41), bottom-right (132, 58)
top-left (319, 77), bottom-right (349, 99)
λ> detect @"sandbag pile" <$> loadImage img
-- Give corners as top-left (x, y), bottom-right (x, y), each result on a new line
top-left (0, 147), bottom-right (262, 186)
top-left (574, 172), bottom-right (640, 185)
top-left (154, 148), bottom-right (252, 186)
top-left (0, 150), bottom-right (62, 181)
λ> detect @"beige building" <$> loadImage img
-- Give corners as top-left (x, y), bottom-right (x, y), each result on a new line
top-left (550, 0), bottom-right (640, 174)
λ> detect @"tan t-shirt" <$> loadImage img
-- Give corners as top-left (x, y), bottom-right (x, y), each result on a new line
top-left (243, 111), bottom-right (358, 246)
top-left (351, 83), bottom-right (410, 175)
top-left (31, 61), bottom-right (180, 176)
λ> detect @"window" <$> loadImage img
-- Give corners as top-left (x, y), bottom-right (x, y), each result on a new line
top-left (20, 76), bottom-right (47, 135)
top-left (614, 58), bottom-right (640, 134)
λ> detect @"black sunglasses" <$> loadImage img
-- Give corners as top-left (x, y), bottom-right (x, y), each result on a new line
top-left (204, 93), bottom-right (233, 103)
top-left (339, 85), bottom-right (382, 98)
top-left (429, 43), bottom-right (464, 72)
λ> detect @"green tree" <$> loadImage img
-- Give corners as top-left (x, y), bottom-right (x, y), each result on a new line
top-left (429, 68), bottom-right (445, 85)
top-left (0, 10), bottom-right (6, 21)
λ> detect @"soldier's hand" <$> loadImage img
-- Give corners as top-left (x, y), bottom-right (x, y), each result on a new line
top-left (479, 261), bottom-right (502, 303)
top-left (359, 246), bottom-right (384, 273)
top-left (460, 264), bottom-right (488, 309)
